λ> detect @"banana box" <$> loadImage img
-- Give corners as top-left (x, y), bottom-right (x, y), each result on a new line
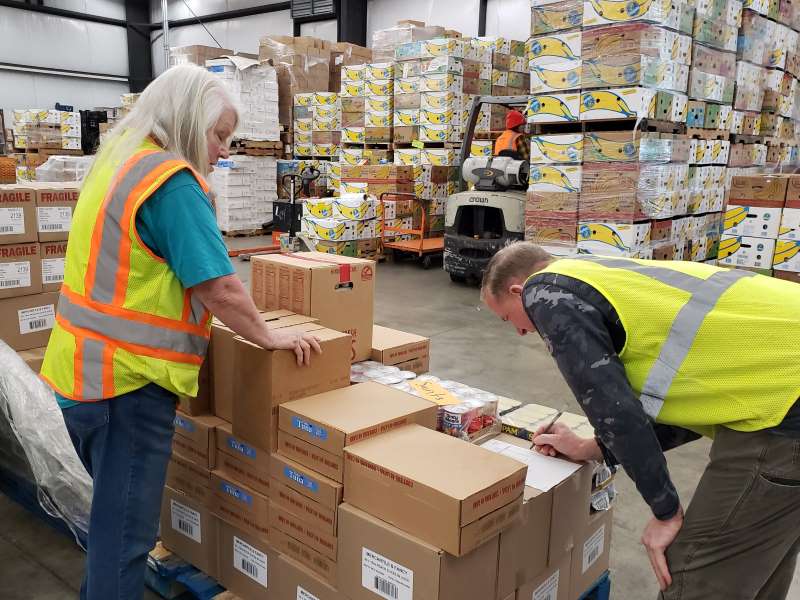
top-left (294, 143), bottom-right (314, 157)
top-left (529, 164), bottom-right (582, 193)
top-left (690, 138), bottom-right (708, 165)
top-left (582, 56), bottom-right (689, 92)
top-left (340, 81), bottom-right (366, 97)
top-left (393, 109), bottom-right (420, 128)
top-left (779, 208), bottom-right (800, 240)
top-left (525, 93), bottom-right (581, 123)
top-left (508, 71), bottom-right (531, 89)
top-left (313, 92), bottom-right (340, 106)
top-left (510, 55), bottom-right (528, 72)
top-left (383, 199), bottom-right (415, 219)
top-left (531, 0), bottom-right (584, 34)
top-left (671, 93), bottom-right (689, 122)
top-left (333, 194), bottom-right (380, 221)
top-left (384, 217), bottom-right (414, 241)
top-left (709, 139), bottom-right (730, 165)
top-left (420, 107), bottom-right (460, 127)
top-left (395, 40), bottom-right (425, 61)
top-left (365, 112), bottom-right (392, 127)
top-left (340, 181), bottom-right (369, 195)
top-left (529, 59), bottom-right (582, 93)
top-left (366, 79), bottom-right (394, 96)
top-left (294, 118), bottom-right (312, 133)
top-left (419, 124), bottom-right (459, 143)
top-left (724, 204), bottom-right (783, 238)
top-left (342, 64), bottom-right (366, 82)
top-left (312, 240), bottom-right (359, 257)
top-left (470, 140), bottom-right (494, 157)
top-left (367, 62), bottom-right (395, 80)
top-left (366, 96), bottom-right (393, 112)
top-left (718, 235), bottom-right (776, 268)
top-left (341, 148), bottom-right (366, 166)
top-left (341, 127), bottom-right (366, 144)
top-left (492, 69), bottom-right (509, 87)
top-left (583, 0), bottom-right (681, 28)
top-left (421, 91), bottom-right (459, 112)
top-left (420, 56), bottom-right (464, 76)
top-left (394, 148), bottom-right (423, 166)
top-left (422, 38), bottom-right (468, 59)
top-left (420, 73), bottom-right (463, 93)
top-left (395, 93), bottom-right (421, 110)
top-left (302, 198), bottom-right (334, 219)
top-left (342, 111), bottom-right (364, 127)
top-left (312, 116), bottom-right (341, 131)
top-left (294, 105), bottom-right (313, 120)
top-left (294, 93), bottom-right (314, 107)
top-left (312, 143), bottom-right (338, 157)
top-left (577, 222), bottom-right (651, 255)
top-left (774, 240), bottom-right (800, 271)
top-left (464, 77), bottom-right (493, 95)
top-left (579, 87), bottom-right (656, 121)
top-left (528, 32), bottom-right (582, 67)
top-left (294, 131), bottom-right (313, 145)
top-left (530, 133), bottom-right (583, 164)
top-left (59, 123), bottom-right (81, 137)
top-left (395, 77), bottom-right (420, 94)
top-left (301, 217), bottom-right (361, 241)
top-left (313, 104), bottom-right (340, 120)
top-left (422, 148), bottom-right (457, 166)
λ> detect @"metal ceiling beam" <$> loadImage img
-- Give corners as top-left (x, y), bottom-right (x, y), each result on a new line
top-left (125, 0), bottom-right (152, 92)
top-left (148, 2), bottom-right (291, 30)
top-left (337, 0), bottom-right (366, 46)
top-left (478, 0), bottom-right (488, 36)
top-left (0, 0), bottom-right (126, 26)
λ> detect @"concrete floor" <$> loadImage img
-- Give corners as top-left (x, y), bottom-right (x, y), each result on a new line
top-left (1, 244), bottom-right (798, 599)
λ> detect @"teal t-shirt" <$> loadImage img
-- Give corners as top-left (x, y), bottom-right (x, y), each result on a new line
top-left (57, 170), bottom-right (234, 409)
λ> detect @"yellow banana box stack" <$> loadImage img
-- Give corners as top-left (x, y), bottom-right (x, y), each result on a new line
top-left (340, 62), bottom-right (396, 145)
top-left (293, 92), bottom-right (342, 159)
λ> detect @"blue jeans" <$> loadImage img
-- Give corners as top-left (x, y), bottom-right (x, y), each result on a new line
top-left (62, 383), bottom-right (177, 600)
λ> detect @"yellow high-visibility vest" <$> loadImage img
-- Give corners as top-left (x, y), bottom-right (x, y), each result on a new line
top-left (532, 256), bottom-right (800, 434)
top-left (40, 139), bottom-right (213, 400)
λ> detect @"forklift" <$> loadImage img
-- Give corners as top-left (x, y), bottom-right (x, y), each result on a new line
top-left (444, 95), bottom-right (530, 283)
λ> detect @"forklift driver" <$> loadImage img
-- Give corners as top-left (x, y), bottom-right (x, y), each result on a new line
top-left (494, 110), bottom-right (530, 162)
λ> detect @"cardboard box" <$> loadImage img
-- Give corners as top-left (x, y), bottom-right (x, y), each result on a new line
top-left (278, 430), bottom-right (343, 483)
top-left (211, 310), bottom-right (318, 422)
top-left (337, 503), bottom-right (500, 600)
top-left (0, 185), bottom-right (37, 244)
top-left (216, 521), bottom-right (277, 600)
top-left (275, 553), bottom-right (348, 600)
top-left (780, 208), bottom-right (800, 241)
top-left (34, 183), bottom-right (78, 242)
top-left (215, 420), bottom-right (271, 497)
top-left (344, 424), bottom-right (527, 556)
top-left (271, 526), bottom-right (338, 585)
top-left (18, 346), bottom-right (46, 372)
top-left (0, 291), bottom-right (57, 351)
top-left (517, 552), bottom-right (572, 600)
top-left (774, 269), bottom-right (800, 284)
top-left (210, 470), bottom-right (270, 542)
top-left (570, 510), bottom-right (613, 599)
top-left (40, 241), bottom-right (66, 292)
top-left (773, 240), bottom-right (800, 272)
top-left (231, 325), bottom-right (352, 452)
top-left (723, 204), bottom-right (783, 239)
top-left (166, 452), bottom-right (212, 506)
top-left (172, 411), bottom-right (224, 470)
top-left (271, 451), bottom-right (343, 511)
top-left (160, 486), bottom-right (219, 578)
top-left (525, 94), bottom-right (581, 123)
top-left (371, 325), bottom-right (430, 374)
top-left (271, 476), bottom-right (337, 536)
top-left (270, 499), bottom-right (337, 560)
top-left (0, 243), bottom-right (41, 299)
top-left (718, 235), bottom-right (776, 269)
top-left (729, 175), bottom-right (789, 206)
top-left (278, 382), bottom-right (437, 481)
top-left (786, 175), bottom-right (800, 206)
top-left (250, 252), bottom-right (375, 361)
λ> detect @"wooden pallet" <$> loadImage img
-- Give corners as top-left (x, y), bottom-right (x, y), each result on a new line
top-left (532, 118), bottom-right (684, 136)
top-left (221, 228), bottom-right (264, 237)
top-left (230, 139), bottom-right (284, 157)
top-left (147, 542), bottom-right (225, 600)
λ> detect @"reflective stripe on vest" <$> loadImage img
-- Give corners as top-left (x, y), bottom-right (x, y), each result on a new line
top-left (572, 256), bottom-right (755, 418)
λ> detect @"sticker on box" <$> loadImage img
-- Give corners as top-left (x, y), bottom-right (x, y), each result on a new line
top-left (362, 547), bottom-right (413, 600)
top-left (170, 499), bottom-right (201, 543)
top-left (0, 261), bottom-right (31, 290)
top-left (233, 536), bottom-right (268, 587)
top-left (0, 207), bottom-right (25, 236)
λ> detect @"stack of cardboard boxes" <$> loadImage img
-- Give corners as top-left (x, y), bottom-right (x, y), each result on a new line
top-left (340, 62), bottom-right (396, 147)
top-left (371, 20), bottom-right (448, 62)
top-left (294, 92), bottom-right (342, 159)
top-left (211, 156), bottom-right (278, 234)
top-left (12, 110), bottom-right (82, 156)
top-left (0, 182), bottom-right (76, 366)
top-left (170, 44), bottom-right (234, 68)
top-left (300, 195), bottom-right (383, 258)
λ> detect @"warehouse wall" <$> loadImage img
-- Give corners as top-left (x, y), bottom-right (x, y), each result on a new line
top-left (485, 0), bottom-right (531, 42)
top-left (0, 1), bottom-right (129, 120)
top-left (366, 0), bottom-right (481, 43)
top-left (300, 19), bottom-right (338, 42)
top-left (150, 1), bottom-right (293, 75)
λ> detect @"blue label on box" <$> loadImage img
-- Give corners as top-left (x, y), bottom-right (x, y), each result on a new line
top-left (292, 416), bottom-right (328, 440)
top-left (207, 65), bottom-right (225, 73)
top-left (227, 436), bottom-right (256, 459)
top-left (284, 467), bottom-right (319, 493)
top-left (221, 482), bottom-right (253, 506)
top-left (174, 415), bottom-right (194, 433)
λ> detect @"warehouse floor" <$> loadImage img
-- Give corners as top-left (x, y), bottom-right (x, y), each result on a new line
top-left (1, 242), bottom-right (798, 599)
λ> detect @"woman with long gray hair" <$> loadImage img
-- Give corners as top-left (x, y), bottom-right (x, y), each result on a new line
top-left (40, 64), bottom-right (320, 600)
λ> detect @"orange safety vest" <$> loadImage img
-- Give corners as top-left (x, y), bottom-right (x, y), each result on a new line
top-left (494, 130), bottom-right (522, 155)
top-left (40, 141), bottom-right (213, 400)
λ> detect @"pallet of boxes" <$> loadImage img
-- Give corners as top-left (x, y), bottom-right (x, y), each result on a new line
top-left (0, 181), bottom-right (77, 370)
top-left (158, 250), bottom-right (614, 599)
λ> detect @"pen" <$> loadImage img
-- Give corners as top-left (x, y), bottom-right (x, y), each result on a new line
top-left (531, 410), bottom-right (564, 449)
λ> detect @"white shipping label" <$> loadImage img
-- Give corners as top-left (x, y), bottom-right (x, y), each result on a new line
top-left (0, 207), bottom-right (25, 235)
top-left (532, 569), bottom-right (560, 600)
top-left (0, 261), bottom-right (31, 289)
top-left (42, 258), bottom-right (65, 284)
top-left (362, 547), bottom-right (413, 600)
top-left (37, 206), bottom-right (72, 233)
top-left (18, 304), bottom-right (55, 334)
top-left (297, 587), bottom-right (321, 600)
top-left (170, 499), bottom-right (201, 543)
top-left (582, 525), bottom-right (605, 574)
top-left (233, 536), bottom-right (268, 588)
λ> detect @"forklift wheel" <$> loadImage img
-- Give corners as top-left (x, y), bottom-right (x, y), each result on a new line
top-left (449, 272), bottom-right (466, 283)
top-left (422, 255), bottom-right (433, 270)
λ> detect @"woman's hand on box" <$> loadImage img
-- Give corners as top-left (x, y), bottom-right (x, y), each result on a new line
top-left (267, 330), bottom-right (322, 366)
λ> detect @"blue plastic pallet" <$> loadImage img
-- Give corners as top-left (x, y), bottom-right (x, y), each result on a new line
top-left (578, 570), bottom-right (611, 600)
top-left (146, 543), bottom-right (225, 600)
